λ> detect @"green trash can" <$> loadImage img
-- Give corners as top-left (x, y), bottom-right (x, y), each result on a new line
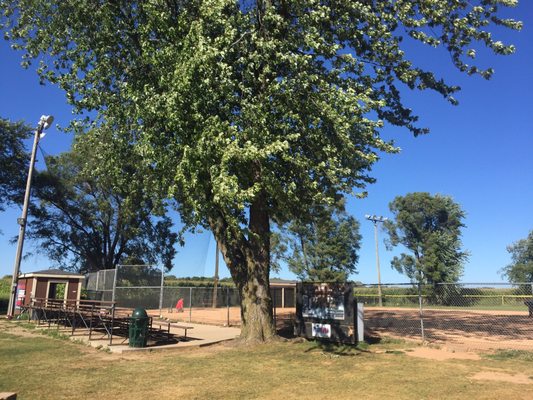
top-left (129, 307), bottom-right (149, 348)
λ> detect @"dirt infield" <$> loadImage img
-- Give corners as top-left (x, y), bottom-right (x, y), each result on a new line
top-left (365, 306), bottom-right (533, 351)
top-left (148, 306), bottom-right (295, 328)
top-left (148, 307), bottom-right (242, 326)
top-left (148, 305), bottom-right (533, 351)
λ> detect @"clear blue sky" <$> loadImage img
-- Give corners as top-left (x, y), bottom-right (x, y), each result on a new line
top-left (0, 4), bottom-right (531, 283)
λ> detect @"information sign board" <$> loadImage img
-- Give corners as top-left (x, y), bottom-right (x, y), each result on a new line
top-left (295, 282), bottom-right (356, 344)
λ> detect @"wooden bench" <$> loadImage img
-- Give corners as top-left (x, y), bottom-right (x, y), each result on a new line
top-left (525, 300), bottom-right (533, 317)
top-left (151, 321), bottom-right (194, 340)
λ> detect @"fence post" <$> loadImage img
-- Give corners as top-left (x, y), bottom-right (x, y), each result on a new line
top-left (418, 282), bottom-right (425, 342)
top-left (111, 266), bottom-right (119, 304)
top-left (272, 288), bottom-right (277, 328)
top-left (189, 287), bottom-right (193, 323)
top-left (226, 287), bottom-right (230, 327)
top-left (356, 302), bottom-right (365, 343)
top-left (158, 265), bottom-right (164, 318)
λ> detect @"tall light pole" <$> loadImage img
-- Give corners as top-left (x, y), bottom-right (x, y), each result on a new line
top-left (365, 214), bottom-right (388, 307)
top-left (7, 115), bottom-right (54, 319)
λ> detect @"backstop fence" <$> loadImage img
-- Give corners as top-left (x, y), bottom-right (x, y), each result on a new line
top-left (84, 268), bottom-right (115, 302)
top-left (83, 265), bottom-right (295, 327)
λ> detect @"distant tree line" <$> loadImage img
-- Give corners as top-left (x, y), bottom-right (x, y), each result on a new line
top-left (164, 276), bottom-right (235, 288)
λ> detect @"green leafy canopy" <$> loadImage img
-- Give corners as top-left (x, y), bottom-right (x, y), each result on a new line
top-left (0, 118), bottom-right (31, 212)
top-left (500, 230), bottom-right (533, 283)
top-left (0, 0), bottom-right (520, 340)
top-left (27, 128), bottom-right (178, 273)
top-left (0, 1), bottom-right (521, 235)
top-left (273, 200), bottom-right (361, 282)
top-left (384, 192), bottom-right (469, 285)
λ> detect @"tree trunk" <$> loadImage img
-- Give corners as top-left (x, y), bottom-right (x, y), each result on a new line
top-left (236, 251), bottom-right (275, 341)
top-left (209, 192), bottom-right (276, 342)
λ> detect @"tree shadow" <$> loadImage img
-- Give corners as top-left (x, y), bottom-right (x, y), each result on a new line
top-left (364, 335), bottom-right (383, 345)
top-left (304, 340), bottom-right (370, 356)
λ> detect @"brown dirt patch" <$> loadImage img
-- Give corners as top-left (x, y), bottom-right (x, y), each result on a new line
top-left (0, 323), bottom-right (40, 339)
top-left (406, 346), bottom-right (480, 361)
top-left (365, 307), bottom-right (533, 351)
top-left (153, 305), bottom-right (533, 352)
top-left (149, 306), bottom-right (295, 328)
top-left (471, 371), bottom-right (533, 384)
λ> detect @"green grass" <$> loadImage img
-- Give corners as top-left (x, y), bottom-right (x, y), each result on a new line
top-left (1, 320), bottom-right (533, 399)
top-left (363, 302), bottom-right (529, 312)
top-left (485, 350), bottom-right (533, 362)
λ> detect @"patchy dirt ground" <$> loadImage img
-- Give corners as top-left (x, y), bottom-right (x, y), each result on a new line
top-left (364, 306), bottom-right (533, 352)
top-left (153, 305), bottom-right (533, 352)
top-left (471, 371), bottom-right (533, 385)
top-left (149, 306), bottom-right (295, 327)
top-left (405, 346), bottom-right (481, 360)
top-left (0, 321), bottom-right (41, 338)
top-left (3, 317), bottom-right (533, 400)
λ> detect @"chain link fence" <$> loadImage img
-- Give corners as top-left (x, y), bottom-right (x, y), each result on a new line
top-left (83, 269), bottom-right (533, 350)
top-left (83, 266), bottom-right (295, 326)
top-left (356, 282), bottom-right (533, 350)
top-left (84, 269), bottom-right (115, 302)
top-left (113, 264), bottom-right (164, 310)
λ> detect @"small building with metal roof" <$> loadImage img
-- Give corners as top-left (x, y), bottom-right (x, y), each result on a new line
top-left (16, 269), bottom-right (84, 310)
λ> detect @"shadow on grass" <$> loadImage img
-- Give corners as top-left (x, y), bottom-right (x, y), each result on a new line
top-left (304, 340), bottom-right (371, 356)
top-left (275, 317), bottom-right (377, 355)
top-left (276, 325), bottom-right (296, 339)
top-left (364, 335), bottom-right (383, 345)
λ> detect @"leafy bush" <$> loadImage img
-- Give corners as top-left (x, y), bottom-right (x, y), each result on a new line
top-left (0, 277), bottom-right (10, 314)
top-left (0, 277), bottom-right (11, 298)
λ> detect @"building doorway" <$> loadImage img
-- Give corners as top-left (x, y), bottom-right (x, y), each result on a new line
top-left (48, 282), bottom-right (67, 301)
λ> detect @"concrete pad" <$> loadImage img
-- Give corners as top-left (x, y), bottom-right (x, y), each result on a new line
top-left (56, 322), bottom-right (241, 353)
top-left (115, 322), bottom-right (241, 353)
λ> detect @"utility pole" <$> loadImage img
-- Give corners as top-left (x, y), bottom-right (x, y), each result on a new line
top-left (365, 214), bottom-right (388, 307)
top-left (7, 115), bottom-right (54, 318)
top-left (212, 239), bottom-right (219, 308)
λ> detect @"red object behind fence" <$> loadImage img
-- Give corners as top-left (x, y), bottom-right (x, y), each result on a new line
top-left (176, 298), bottom-right (184, 312)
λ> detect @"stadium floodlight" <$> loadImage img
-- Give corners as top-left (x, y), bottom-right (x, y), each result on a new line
top-left (40, 115), bottom-right (54, 129)
top-left (366, 214), bottom-right (388, 224)
top-left (7, 114), bottom-right (54, 319)
top-left (365, 214), bottom-right (388, 307)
